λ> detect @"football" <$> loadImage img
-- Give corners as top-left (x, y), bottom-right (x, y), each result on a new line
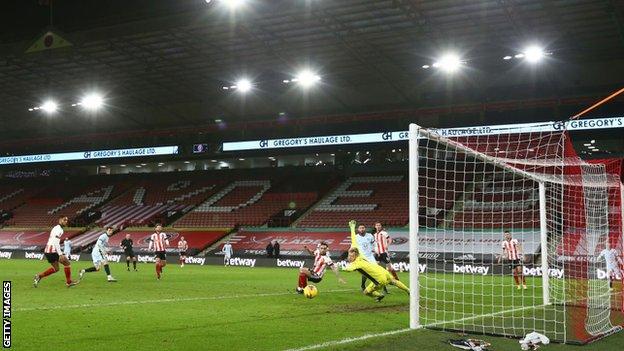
top-left (303, 284), bottom-right (318, 299)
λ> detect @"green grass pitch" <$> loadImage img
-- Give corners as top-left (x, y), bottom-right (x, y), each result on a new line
top-left (2, 260), bottom-right (622, 350)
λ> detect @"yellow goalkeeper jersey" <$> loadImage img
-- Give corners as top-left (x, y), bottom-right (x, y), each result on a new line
top-left (343, 223), bottom-right (393, 285)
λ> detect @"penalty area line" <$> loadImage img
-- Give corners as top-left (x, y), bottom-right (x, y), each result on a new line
top-left (15, 288), bottom-right (356, 312)
top-left (284, 328), bottom-right (414, 351)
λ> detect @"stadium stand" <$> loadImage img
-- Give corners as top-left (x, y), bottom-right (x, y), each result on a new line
top-left (95, 174), bottom-right (220, 228)
top-left (3, 177), bottom-right (132, 227)
top-left (174, 172), bottom-right (335, 228)
top-left (0, 185), bottom-right (41, 212)
top-left (0, 229), bottom-right (81, 250)
top-left (451, 176), bottom-right (540, 229)
top-left (295, 174), bottom-right (408, 227)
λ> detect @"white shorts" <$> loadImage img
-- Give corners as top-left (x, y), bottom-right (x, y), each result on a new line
top-left (224, 255), bottom-right (231, 260)
top-left (91, 250), bottom-right (107, 266)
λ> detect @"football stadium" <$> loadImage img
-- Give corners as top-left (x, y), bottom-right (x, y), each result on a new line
top-left (1, 1), bottom-right (624, 350)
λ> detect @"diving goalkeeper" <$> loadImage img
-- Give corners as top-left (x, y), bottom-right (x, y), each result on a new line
top-left (342, 220), bottom-right (410, 301)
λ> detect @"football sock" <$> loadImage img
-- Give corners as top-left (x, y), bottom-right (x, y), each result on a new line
top-left (126, 261), bottom-right (130, 268)
top-left (133, 261), bottom-right (137, 269)
top-left (298, 273), bottom-right (307, 288)
top-left (63, 266), bottom-right (72, 284)
top-left (521, 275), bottom-right (526, 284)
top-left (392, 280), bottom-right (410, 293)
top-left (39, 267), bottom-right (57, 278)
top-left (104, 264), bottom-right (111, 275)
top-left (391, 270), bottom-right (399, 280)
top-left (513, 272), bottom-right (519, 285)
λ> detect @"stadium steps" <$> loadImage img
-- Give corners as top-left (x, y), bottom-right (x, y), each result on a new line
top-left (443, 182), bottom-right (474, 228)
top-left (197, 228), bottom-right (237, 256)
top-left (290, 180), bottom-right (344, 228)
top-left (0, 189), bottom-right (24, 205)
top-left (74, 180), bottom-right (140, 227)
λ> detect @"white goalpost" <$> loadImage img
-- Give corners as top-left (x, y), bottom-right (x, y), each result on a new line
top-left (408, 122), bottom-right (624, 344)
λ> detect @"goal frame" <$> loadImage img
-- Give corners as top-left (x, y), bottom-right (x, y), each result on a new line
top-left (408, 122), bottom-right (623, 344)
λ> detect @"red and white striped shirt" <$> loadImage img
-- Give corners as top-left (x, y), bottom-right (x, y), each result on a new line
top-left (502, 238), bottom-right (521, 260)
top-left (178, 240), bottom-right (188, 252)
top-left (150, 232), bottom-right (168, 252)
top-left (374, 230), bottom-right (390, 255)
top-left (312, 249), bottom-right (334, 278)
top-left (44, 224), bottom-right (64, 254)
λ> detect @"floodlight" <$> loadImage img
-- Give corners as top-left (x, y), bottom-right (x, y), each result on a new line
top-left (41, 100), bottom-right (58, 114)
top-left (295, 70), bottom-right (321, 87)
top-left (222, 0), bottom-right (245, 10)
top-left (81, 93), bottom-right (103, 110)
top-left (434, 53), bottom-right (462, 73)
top-left (523, 45), bottom-right (545, 63)
top-left (236, 78), bottom-right (252, 93)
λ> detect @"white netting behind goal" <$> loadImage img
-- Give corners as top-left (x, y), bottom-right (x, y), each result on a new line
top-left (408, 123), bottom-right (624, 344)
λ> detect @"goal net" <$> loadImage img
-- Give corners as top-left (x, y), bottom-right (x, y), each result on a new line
top-left (408, 122), bottom-right (624, 344)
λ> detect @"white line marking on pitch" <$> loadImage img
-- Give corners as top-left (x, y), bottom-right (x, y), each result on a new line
top-left (426, 304), bottom-right (540, 327)
top-left (284, 328), bottom-right (414, 351)
top-left (14, 289), bottom-right (356, 312)
top-left (284, 304), bottom-right (544, 350)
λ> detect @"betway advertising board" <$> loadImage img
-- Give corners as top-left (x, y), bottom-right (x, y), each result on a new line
top-left (3, 250), bottom-right (619, 280)
top-left (5, 250), bottom-right (619, 280)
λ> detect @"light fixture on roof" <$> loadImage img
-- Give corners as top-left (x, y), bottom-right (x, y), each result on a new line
top-left (80, 93), bottom-right (104, 110)
top-left (140, 163), bottom-right (147, 166)
top-left (214, 118), bottom-right (223, 123)
top-left (294, 69), bottom-right (321, 88)
top-left (41, 100), bottom-right (58, 114)
top-left (238, 158), bottom-right (245, 161)
top-left (235, 78), bottom-right (252, 93)
top-left (421, 65), bottom-right (430, 69)
top-left (221, 0), bottom-right (246, 10)
top-left (590, 139), bottom-right (595, 144)
top-left (120, 164), bottom-right (127, 167)
top-left (184, 161), bottom-right (190, 164)
top-left (433, 53), bottom-right (462, 73)
top-left (523, 45), bottom-right (545, 63)
top-left (503, 55), bottom-right (513, 60)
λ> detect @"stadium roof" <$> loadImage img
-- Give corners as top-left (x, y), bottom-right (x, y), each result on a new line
top-left (1, 0), bottom-right (623, 143)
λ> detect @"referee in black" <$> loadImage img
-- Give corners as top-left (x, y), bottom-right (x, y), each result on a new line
top-left (120, 233), bottom-right (137, 271)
